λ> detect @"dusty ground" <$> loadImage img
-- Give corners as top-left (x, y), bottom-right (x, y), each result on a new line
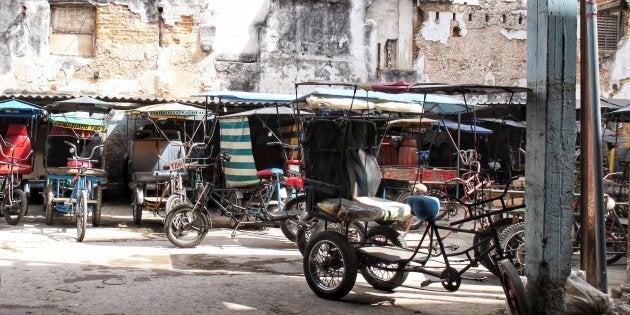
top-left (0, 199), bottom-right (625, 315)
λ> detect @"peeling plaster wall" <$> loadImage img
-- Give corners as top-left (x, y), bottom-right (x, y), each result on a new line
top-left (257, 0), bottom-right (369, 92)
top-left (413, 2), bottom-right (528, 86)
top-left (600, 7), bottom-right (630, 99)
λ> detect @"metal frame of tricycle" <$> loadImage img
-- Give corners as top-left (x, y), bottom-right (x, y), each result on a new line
top-left (297, 82), bottom-right (532, 313)
top-left (43, 97), bottom-right (112, 229)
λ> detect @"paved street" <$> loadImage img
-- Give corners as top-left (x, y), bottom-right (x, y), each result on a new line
top-left (0, 198), bottom-right (625, 314)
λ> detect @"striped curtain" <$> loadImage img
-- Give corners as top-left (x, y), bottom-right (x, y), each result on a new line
top-left (220, 117), bottom-right (259, 187)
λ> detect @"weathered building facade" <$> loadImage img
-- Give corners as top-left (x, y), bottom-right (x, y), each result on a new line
top-left (0, 0), bottom-right (627, 98)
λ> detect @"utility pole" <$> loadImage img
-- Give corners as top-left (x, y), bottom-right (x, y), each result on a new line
top-left (525, 0), bottom-right (577, 313)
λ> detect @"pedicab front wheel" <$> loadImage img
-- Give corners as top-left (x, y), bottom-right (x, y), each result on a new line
top-left (498, 259), bottom-right (530, 315)
top-left (164, 204), bottom-right (209, 248)
top-left (303, 231), bottom-right (358, 300)
top-left (2, 188), bottom-right (27, 225)
top-left (76, 190), bottom-right (88, 242)
top-left (44, 186), bottom-right (54, 225)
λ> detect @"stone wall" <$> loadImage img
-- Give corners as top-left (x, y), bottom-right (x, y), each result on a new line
top-left (1, 0), bottom-right (627, 98)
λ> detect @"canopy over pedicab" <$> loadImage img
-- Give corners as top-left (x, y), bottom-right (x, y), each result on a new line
top-left (294, 82), bottom-right (533, 314)
top-left (43, 97), bottom-right (113, 239)
top-left (126, 102), bottom-right (211, 224)
top-left (0, 99), bottom-right (45, 175)
top-left (0, 99), bottom-right (45, 224)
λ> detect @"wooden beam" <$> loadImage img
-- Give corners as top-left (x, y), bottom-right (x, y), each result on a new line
top-left (524, 0), bottom-right (577, 312)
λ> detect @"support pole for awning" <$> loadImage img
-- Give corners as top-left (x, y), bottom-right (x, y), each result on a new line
top-left (580, 0), bottom-right (607, 292)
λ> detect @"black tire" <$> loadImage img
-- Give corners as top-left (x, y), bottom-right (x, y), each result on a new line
top-left (165, 194), bottom-right (187, 215)
top-left (474, 218), bottom-right (517, 276)
top-left (132, 188), bottom-right (142, 224)
top-left (279, 195), bottom-right (307, 242)
top-left (498, 260), bottom-right (530, 315)
top-left (297, 220), bottom-right (365, 255)
top-left (2, 188), bottom-right (27, 225)
top-left (44, 185), bottom-right (54, 225)
top-left (164, 203), bottom-right (209, 248)
top-left (92, 187), bottom-right (102, 227)
top-left (361, 226), bottom-right (409, 291)
top-left (605, 215), bottom-right (626, 265)
top-left (303, 231), bottom-right (358, 300)
top-left (499, 222), bottom-right (526, 275)
top-left (76, 190), bottom-right (88, 242)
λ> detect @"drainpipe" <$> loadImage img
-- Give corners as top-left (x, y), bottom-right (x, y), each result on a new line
top-left (580, 0), bottom-right (607, 292)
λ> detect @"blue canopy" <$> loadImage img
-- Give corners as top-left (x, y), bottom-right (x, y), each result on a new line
top-left (433, 119), bottom-right (493, 134)
top-left (193, 91), bottom-right (295, 103)
top-left (0, 99), bottom-right (46, 118)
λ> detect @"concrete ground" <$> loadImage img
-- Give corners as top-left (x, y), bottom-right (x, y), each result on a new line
top-left (0, 198), bottom-right (626, 315)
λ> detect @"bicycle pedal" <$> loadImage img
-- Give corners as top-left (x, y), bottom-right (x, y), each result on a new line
top-left (420, 279), bottom-right (433, 287)
top-left (477, 276), bottom-right (488, 282)
top-left (447, 245), bottom-right (460, 251)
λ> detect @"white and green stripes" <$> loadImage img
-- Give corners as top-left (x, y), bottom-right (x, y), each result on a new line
top-left (220, 117), bottom-right (259, 187)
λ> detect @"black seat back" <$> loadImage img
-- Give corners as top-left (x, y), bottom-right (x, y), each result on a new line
top-left (303, 119), bottom-right (380, 206)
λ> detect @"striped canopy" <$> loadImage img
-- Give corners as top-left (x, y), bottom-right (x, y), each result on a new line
top-left (220, 117), bottom-right (259, 187)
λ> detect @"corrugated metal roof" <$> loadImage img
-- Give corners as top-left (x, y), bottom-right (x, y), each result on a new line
top-left (0, 94), bottom-right (283, 112)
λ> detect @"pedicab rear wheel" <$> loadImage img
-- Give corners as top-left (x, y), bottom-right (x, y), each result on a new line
top-left (361, 226), bottom-right (409, 291)
top-left (92, 186), bottom-right (103, 227)
top-left (2, 188), bottom-right (27, 225)
top-left (279, 195), bottom-right (306, 242)
top-left (44, 186), bottom-right (54, 225)
top-left (303, 231), bottom-right (358, 300)
top-left (76, 190), bottom-right (88, 242)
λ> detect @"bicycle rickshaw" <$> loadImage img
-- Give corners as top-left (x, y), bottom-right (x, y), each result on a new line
top-left (0, 99), bottom-right (45, 224)
top-left (298, 83), bottom-right (532, 315)
top-left (126, 103), bottom-right (210, 224)
top-left (292, 86), bottom-right (489, 253)
top-left (43, 97), bottom-right (112, 241)
top-left (163, 100), bottom-right (317, 247)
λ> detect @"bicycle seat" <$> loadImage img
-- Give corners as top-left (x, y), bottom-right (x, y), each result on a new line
top-left (407, 195), bottom-right (440, 223)
top-left (256, 168), bottom-right (284, 179)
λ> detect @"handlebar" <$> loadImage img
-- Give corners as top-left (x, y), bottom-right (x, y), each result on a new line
top-left (0, 134), bottom-right (11, 148)
top-left (64, 141), bottom-right (104, 162)
top-left (267, 141), bottom-right (300, 150)
top-left (603, 172), bottom-right (623, 181)
top-left (449, 176), bottom-right (524, 226)
top-left (456, 149), bottom-right (479, 166)
top-left (0, 144), bottom-right (33, 161)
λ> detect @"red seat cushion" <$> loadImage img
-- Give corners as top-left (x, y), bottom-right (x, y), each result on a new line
top-left (0, 124), bottom-right (32, 175)
top-left (256, 168), bottom-right (284, 179)
top-left (286, 159), bottom-right (303, 166)
top-left (284, 176), bottom-right (304, 189)
top-left (66, 160), bottom-right (93, 169)
top-left (398, 139), bottom-right (418, 166)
